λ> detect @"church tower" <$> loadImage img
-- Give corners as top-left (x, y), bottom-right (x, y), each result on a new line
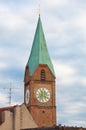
top-left (24, 16), bottom-right (56, 127)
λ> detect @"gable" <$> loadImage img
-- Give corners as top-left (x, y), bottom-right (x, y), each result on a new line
top-left (31, 64), bottom-right (55, 81)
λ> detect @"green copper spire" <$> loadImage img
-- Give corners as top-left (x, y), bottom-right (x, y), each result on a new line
top-left (27, 16), bottom-right (55, 77)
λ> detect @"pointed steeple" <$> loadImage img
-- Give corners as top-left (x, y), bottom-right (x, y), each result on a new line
top-left (27, 16), bottom-right (55, 77)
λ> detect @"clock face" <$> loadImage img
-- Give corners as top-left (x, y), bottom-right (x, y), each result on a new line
top-left (36, 88), bottom-right (50, 103)
top-left (25, 89), bottom-right (30, 105)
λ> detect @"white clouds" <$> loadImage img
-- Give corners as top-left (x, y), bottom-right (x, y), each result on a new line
top-left (67, 120), bottom-right (86, 128)
top-left (79, 77), bottom-right (86, 86)
top-left (0, 47), bottom-right (28, 70)
top-left (64, 102), bottom-right (86, 115)
top-left (46, 19), bottom-right (68, 42)
top-left (74, 10), bottom-right (86, 36)
top-left (0, 3), bottom-right (28, 31)
top-left (0, 93), bottom-right (8, 106)
top-left (0, 48), bottom-right (8, 70)
top-left (53, 60), bottom-right (86, 87)
top-left (0, 92), bottom-right (22, 107)
top-left (54, 60), bottom-right (86, 127)
top-left (53, 60), bottom-right (76, 85)
top-left (0, 62), bottom-right (7, 70)
top-left (0, 79), bottom-right (23, 107)
top-left (0, 48), bottom-right (3, 58)
top-left (43, 0), bottom-right (68, 7)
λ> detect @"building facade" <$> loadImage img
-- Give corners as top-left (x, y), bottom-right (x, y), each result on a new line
top-left (0, 15), bottom-right (56, 130)
top-left (24, 16), bottom-right (56, 127)
top-left (0, 104), bottom-right (37, 130)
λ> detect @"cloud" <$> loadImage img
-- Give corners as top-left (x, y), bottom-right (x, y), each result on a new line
top-left (0, 0), bottom-right (86, 127)
top-left (43, 0), bottom-right (68, 7)
top-left (74, 11), bottom-right (86, 36)
top-left (54, 59), bottom-right (86, 127)
top-left (0, 92), bottom-right (22, 107)
top-left (0, 2), bottom-right (34, 32)
top-left (53, 60), bottom-right (76, 85)
top-left (0, 93), bottom-right (8, 107)
top-left (70, 120), bottom-right (86, 128)
top-left (0, 79), bottom-right (24, 107)
top-left (0, 62), bottom-right (7, 70)
top-left (57, 86), bottom-right (86, 127)
top-left (79, 77), bottom-right (86, 86)
top-left (53, 59), bottom-right (86, 88)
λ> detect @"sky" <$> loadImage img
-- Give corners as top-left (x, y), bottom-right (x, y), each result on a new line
top-left (0, 0), bottom-right (86, 128)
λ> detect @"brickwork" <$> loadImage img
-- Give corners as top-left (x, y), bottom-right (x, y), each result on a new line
top-left (24, 65), bottom-right (56, 127)
top-left (29, 106), bottom-right (56, 127)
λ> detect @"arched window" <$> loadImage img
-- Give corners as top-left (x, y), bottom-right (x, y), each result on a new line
top-left (41, 69), bottom-right (46, 81)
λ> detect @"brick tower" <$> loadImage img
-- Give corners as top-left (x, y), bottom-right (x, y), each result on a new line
top-left (24, 16), bottom-right (56, 127)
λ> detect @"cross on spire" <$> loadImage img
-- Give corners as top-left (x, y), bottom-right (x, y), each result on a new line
top-left (38, 0), bottom-right (41, 16)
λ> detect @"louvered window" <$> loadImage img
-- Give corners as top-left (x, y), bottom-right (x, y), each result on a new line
top-left (41, 70), bottom-right (46, 81)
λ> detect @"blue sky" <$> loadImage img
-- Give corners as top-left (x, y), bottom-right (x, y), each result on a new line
top-left (0, 0), bottom-right (86, 128)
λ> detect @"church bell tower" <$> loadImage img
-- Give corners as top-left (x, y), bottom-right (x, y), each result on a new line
top-left (24, 16), bottom-right (56, 127)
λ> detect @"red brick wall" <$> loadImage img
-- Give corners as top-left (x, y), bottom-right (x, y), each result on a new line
top-left (29, 106), bottom-right (56, 127)
top-left (24, 64), bottom-right (56, 127)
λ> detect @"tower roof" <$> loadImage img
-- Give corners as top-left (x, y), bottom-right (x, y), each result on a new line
top-left (27, 16), bottom-right (55, 77)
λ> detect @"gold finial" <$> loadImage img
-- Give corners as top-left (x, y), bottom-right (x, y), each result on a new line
top-left (38, 5), bottom-right (40, 16)
top-left (38, 0), bottom-right (41, 16)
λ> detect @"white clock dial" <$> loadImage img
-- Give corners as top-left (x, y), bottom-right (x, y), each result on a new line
top-left (36, 88), bottom-right (50, 103)
top-left (25, 89), bottom-right (30, 105)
